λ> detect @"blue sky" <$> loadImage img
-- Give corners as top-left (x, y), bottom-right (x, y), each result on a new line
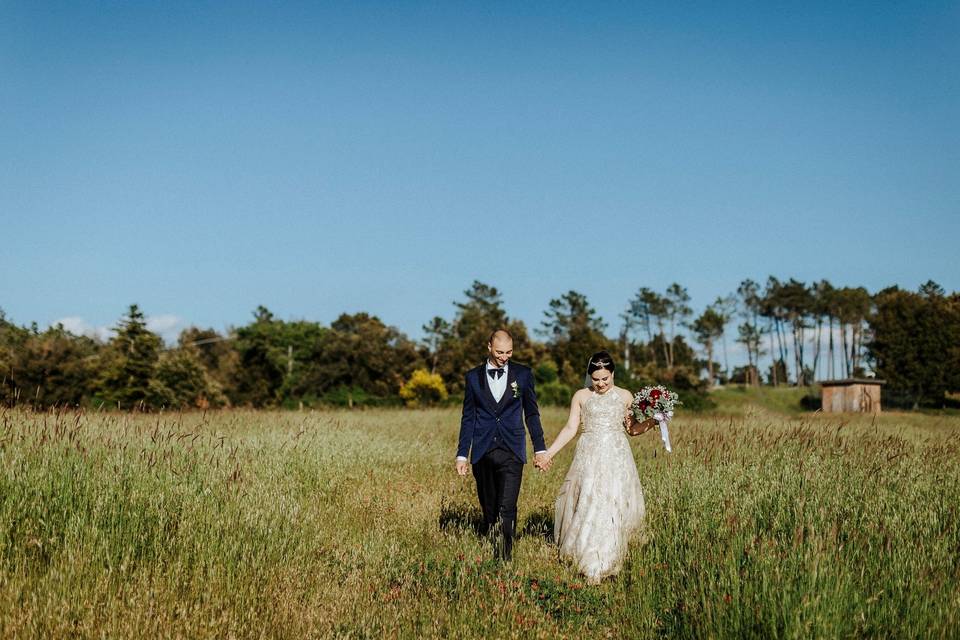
top-left (2, 1), bottom-right (958, 352)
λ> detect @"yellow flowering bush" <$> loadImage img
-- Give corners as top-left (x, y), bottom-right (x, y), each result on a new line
top-left (398, 369), bottom-right (448, 408)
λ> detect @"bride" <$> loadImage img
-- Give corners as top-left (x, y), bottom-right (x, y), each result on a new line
top-left (538, 351), bottom-right (653, 583)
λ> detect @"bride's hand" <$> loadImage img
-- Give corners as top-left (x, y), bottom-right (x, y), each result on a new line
top-left (534, 452), bottom-right (553, 472)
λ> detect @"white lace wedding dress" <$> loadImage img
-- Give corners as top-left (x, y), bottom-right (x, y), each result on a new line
top-left (554, 388), bottom-right (646, 583)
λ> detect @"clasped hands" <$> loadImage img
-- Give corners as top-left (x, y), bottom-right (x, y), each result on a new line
top-left (534, 452), bottom-right (553, 472)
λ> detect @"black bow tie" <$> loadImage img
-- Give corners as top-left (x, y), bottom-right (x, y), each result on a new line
top-left (488, 368), bottom-right (505, 380)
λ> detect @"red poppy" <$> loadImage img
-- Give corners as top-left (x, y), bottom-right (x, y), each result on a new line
top-left (650, 389), bottom-right (662, 400)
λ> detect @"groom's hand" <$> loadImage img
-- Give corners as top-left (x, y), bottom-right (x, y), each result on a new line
top-left (455, 460), bottom-right (469, 476)
top-left (534, 453), bottom-right (552, 472)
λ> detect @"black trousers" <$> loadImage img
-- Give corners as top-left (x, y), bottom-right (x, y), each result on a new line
top-left (472, 443), bottom-right (523, 560)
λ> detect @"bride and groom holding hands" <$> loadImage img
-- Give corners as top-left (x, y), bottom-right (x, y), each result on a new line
top-left (455, 330), bottom-right (655, 583)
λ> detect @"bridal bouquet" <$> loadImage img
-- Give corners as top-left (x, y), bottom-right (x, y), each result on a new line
top-left (631, 386), bottom-right (680, 453)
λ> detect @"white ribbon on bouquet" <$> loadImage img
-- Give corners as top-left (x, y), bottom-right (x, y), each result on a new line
top-left (652, 410), bottom-right (673, 453)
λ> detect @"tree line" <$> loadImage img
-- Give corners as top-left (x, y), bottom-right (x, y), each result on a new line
top-left (2, 278), bottom-right (958, 410)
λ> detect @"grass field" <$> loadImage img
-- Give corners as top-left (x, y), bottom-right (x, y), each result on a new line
top-left (1, 394), bottom-right (959, 638)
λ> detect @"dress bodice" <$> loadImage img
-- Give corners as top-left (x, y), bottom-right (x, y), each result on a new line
top-left (581, 388), bottom-right (626, 435)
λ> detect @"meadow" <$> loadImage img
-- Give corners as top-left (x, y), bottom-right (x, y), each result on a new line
top-left (1, 395), bottom-right (958, 638)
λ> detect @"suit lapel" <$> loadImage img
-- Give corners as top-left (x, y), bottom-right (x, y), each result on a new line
top-left (476, 364), bottom-right (499, 414)
top-left (496, 365), bottom-right (518, 411)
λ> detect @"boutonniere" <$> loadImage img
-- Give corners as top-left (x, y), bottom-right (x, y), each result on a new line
top-left (511, 381), bottom-right (520, 399)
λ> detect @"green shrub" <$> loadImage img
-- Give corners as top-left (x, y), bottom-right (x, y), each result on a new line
top-left (537, 380), bottom-right (574, 406)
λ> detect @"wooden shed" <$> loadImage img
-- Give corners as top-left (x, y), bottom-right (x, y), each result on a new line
top-left (820, 379), bottom-right (885, 414)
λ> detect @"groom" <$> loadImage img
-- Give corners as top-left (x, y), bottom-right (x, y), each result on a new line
top-left (455, 329), bottom-right (547, 561)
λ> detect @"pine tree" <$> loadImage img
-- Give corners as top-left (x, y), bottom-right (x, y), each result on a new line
top-left (97, 305), bottom-right (162, 409)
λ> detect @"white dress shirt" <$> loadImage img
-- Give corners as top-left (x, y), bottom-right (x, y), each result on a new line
top-left (485, 361), bottom-right (509, 402)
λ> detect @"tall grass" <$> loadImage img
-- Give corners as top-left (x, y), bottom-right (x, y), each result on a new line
top-left (1, 406), bottom-right (958, 638)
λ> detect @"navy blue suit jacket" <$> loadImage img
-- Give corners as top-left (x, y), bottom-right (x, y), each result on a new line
top-left (456, 362), bottom-right (546, 464)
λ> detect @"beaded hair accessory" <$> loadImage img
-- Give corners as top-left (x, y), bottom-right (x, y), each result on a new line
top-left (584, 356), bottom-right (613, 387)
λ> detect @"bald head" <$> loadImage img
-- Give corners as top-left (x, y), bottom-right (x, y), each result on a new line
top-left (487, 330), bottom-right (514, 368)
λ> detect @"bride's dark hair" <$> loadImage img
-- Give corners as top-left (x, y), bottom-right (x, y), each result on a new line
top-left (586, 351), bottom-right (615, 375)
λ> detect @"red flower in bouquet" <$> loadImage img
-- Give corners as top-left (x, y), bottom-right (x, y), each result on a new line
top-left (650, 389), bottom-right (661, 400)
